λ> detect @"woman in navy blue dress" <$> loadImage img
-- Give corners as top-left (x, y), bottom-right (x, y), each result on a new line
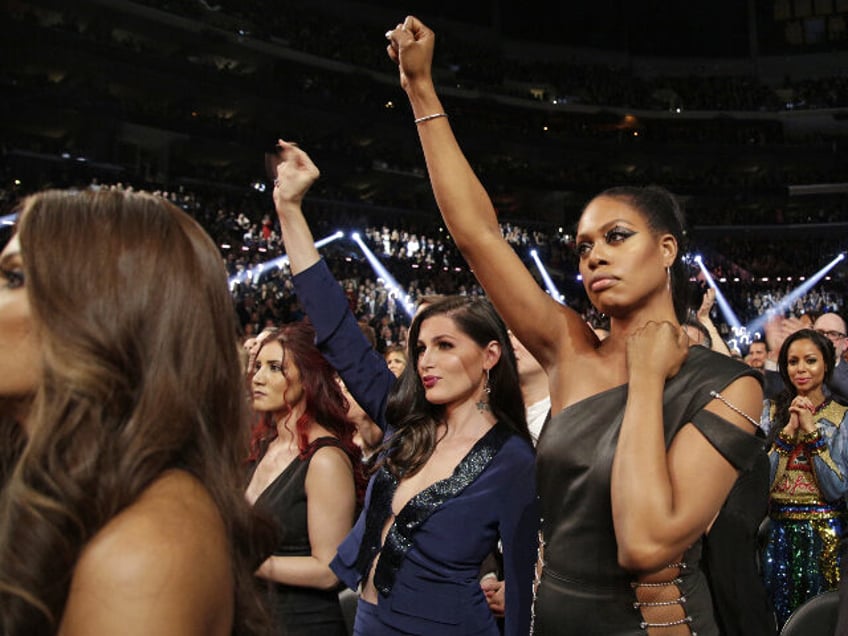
top-left (331, 296), bottom-right (538, 635)
top-left (270, 141), bottom-right (538, 635)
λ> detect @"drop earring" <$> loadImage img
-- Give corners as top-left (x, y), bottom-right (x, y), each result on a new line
top-left (476, 369), bottom-right (491, 412)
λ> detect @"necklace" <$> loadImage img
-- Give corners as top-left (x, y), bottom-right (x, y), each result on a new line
top-left (812, 398), bottom-right (831, 415)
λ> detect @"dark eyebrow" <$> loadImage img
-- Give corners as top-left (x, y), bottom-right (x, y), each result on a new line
top-left (575, 219), bottom-right (636, 242)
top-left (257, 355), bottom-right (283, 364)
top-left (0, 251), bottom-right (21, 267)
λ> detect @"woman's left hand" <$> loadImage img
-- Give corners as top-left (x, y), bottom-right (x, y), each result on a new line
top-left (626, 320), bottom-right (689, 381)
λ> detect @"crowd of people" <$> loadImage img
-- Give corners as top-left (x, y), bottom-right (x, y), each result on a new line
top-left (130, 0), bottom-right (848, 113)
top-left (3, 5), bottom-right (848, 636)
top-left (5, 0), bottom-right (848, 202)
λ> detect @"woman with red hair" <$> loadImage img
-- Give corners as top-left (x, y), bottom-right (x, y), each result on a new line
top-left (246, 321), bottom-right (365, 636)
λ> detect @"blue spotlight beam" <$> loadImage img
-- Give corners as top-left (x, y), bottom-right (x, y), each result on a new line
top-left (1, 213), bottom-right (18, 226)
top-left (351, 233), bottom-right (416, 318)
top-left (694, 256), bottom-right (741, 330)
top-left (746, 252), bottom-right (846, 336)
top-left (227, 231), bottom-right (343, 287)
top-left (530, 250), bottom-right (565, 304)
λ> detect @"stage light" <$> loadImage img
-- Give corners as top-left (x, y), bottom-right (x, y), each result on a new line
top-left (746, 252), bottom-right (847, 336)
top-left (694, 257), bottom-right (741, 330)
top-left (227, 231), bottom-right (343, 287)
top-left (0, 213), bottom-right (18, 226)
top-left (530, 249), bottom-right (565, 304)
top-left (350, 232), bottom-right (415, 318)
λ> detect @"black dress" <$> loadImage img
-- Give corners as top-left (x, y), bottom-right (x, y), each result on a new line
top-left (702, 445), bottom-right (777, 635)
top-left (533, 346), bottom-right (765, 635)
top-left (252, 437), bottom-right (348, 636)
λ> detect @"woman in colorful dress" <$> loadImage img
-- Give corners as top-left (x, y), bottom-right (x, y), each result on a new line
top-left (761, 328), bottom-right (848, 626)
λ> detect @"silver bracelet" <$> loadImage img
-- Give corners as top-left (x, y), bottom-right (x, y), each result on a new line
top-left (414, 112), bottom-right (448, 125)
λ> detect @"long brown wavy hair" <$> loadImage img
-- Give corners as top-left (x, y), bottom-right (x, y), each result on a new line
top-left (0, 189), bottom-right (275, 635)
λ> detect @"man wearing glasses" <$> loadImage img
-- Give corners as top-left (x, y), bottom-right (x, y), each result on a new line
top-left (820, 312), bottom-right (848, 636)
top-left (813, 312), bottom-right (848, 404)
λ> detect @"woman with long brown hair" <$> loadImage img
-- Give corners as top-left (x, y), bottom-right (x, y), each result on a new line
top-left (0, 188), bottom-right (275, 635)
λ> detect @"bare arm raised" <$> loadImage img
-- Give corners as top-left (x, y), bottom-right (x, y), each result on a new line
top-left (696, 288), bottom-right (732, 356)
top-left (385, 16), bottom-right (594, 372)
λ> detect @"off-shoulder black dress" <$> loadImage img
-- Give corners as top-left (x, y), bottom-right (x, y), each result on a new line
top-left (534, 347), bottom-right (765, 635)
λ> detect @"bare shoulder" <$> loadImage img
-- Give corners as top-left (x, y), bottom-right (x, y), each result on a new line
top-left (79, 470), bottom-right (230, 568)
top-left (307, 444), bottom-right (354, 479)
top-left (704, 373), bottom-right (763, 432)
top-left (59, 470), bottom-right (233, 636)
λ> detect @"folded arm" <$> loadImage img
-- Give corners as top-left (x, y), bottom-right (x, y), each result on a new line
top-left (256, 446), bottom-right (356, 590)
top-left (612, 370), bottom-right (763, 571)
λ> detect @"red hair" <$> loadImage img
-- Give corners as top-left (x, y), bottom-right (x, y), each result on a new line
top-left (248, 321), bottom-right (366, 505)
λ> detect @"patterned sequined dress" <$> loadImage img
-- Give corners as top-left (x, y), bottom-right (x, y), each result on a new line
top-left (761, 399), bottom-right (848, 626)
top-left (534, 346), bottom-right (764, 635)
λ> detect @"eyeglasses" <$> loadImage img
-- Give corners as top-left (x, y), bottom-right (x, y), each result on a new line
top-left (816, 329), bottom-right (847, 341)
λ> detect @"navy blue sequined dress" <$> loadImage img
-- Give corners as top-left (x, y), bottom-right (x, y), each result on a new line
top-left (331, 422), bottom-right (538, 636)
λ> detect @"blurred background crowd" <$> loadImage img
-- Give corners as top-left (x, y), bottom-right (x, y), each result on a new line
top-left (1, 0), bottom-right (846, 356)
